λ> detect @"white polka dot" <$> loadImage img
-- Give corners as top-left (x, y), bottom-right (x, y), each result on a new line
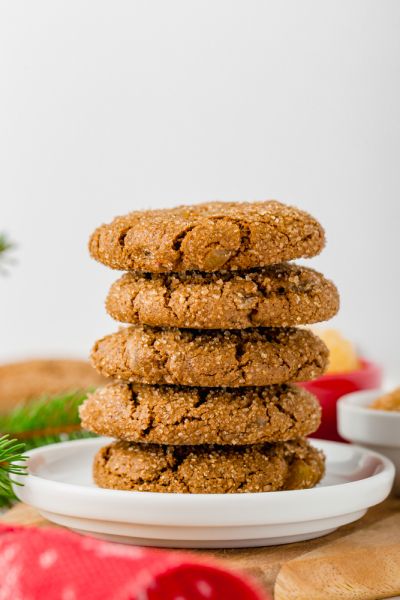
top-left (196, 580), bottom-right (213, 598)
top-left (39, 549), bottom-right (58, 569)
top-left (0, 544), bottom-right (24, 600)
top-left (82, 537), bottom-right (144, 559)
top-left (62, 587), bottom-right (76, 600)
top-left (2, 546), bottom-right (17, 562)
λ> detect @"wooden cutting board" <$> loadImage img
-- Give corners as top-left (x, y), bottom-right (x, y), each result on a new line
top-left (2, 497), bottom-right (400, 599)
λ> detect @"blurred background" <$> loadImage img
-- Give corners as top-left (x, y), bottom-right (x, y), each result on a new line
top-left (1, 1), bottom-right (399, 377)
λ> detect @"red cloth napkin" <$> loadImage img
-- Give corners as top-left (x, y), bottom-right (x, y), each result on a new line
top-left (0, 523), bottom-right (268, 600)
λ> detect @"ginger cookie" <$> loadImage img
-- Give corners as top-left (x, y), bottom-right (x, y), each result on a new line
top-left (89, 201), bottom-right (325, 273)
top-left (91, 326), bottom-right (328, 387)
top-left (106, 263), bottom-right (339, 330)
top-left (80, 382), bottom-right (321, 445)
top-left (93, 438), bottom-right (325, 493)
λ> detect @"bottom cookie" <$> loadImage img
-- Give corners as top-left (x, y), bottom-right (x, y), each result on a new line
top-left (93, 438), bottom-right (325, 494)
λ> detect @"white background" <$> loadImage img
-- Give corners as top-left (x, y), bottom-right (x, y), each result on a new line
top-left (0, 1), bottom-right (399, 377)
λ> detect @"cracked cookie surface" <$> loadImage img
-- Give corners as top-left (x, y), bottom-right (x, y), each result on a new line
top-left (106, 263), bottom-right (339, 329)
top-left (80, 382), bottom-right (321, 445)
top-left (89, 201), bottom-right (325, 273)
top-left (93, 438), bottom-right (325, 493)
top-left (91, 326), bottom-right (328, 387)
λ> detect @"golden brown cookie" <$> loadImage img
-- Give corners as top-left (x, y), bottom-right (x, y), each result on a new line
top-left (93, 438), bottom-right (325, 493)
top-left (91, 326), bottom-right (328, 387)
top-left (0, 359), bottom-right (106, 413)
top-left (106, 263), bottom-right (339, 329)
top-left (89, 201), bottom-right (325, 273)
top-left (80, 382), bottom-right (321, 445)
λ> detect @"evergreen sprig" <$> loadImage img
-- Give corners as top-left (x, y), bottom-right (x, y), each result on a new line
top-left (0, 233), bottom-right (14, 274)
top-left (0, 234), bottom-right (12, 255)
top-left (0, 234), bottom-right (96, 506)
top-left (0, 389), bottom-right (96, 506)
top-left (0, 435), bottom-right (27, 508)
top-left (0, 389), bottom-right (95, 450)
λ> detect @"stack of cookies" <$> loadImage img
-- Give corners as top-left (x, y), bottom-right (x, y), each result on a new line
top-left (80, 201), bottom-right (339, 494)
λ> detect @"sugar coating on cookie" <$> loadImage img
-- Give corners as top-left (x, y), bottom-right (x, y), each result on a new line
top-left (80, 382), bottom-right (322, 445)
top-left (91, 326), bottom-right (328, 387)
top-left (93, 438), bottom-right (325, 493)
top-left (89, 201), bottom-right (325, 272)
top-left (106, 263), bottom-right (339, 329)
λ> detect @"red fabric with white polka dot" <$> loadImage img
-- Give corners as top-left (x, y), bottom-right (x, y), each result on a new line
top-left (0, 523), bottom-right (268, 599)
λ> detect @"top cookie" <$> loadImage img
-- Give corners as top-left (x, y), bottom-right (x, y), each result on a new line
top-left (89, 201), bottom-right (325, 272)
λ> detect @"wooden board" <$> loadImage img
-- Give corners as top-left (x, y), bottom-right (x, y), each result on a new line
top-left (2, 498), bottom-right (400, 599)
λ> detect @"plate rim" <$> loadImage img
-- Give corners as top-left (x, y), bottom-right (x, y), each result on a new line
top-left (12, 437), bottom-right (395, 527)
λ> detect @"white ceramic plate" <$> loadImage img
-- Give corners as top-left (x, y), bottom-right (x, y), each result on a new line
top-left (13, 437), bottom-right (394, 548)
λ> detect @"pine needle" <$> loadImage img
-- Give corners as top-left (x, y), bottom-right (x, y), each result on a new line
top-left (0, 435), bottom-right (27, 508)
top-left (0, 233), bottom-right (15, 274)
top-left (0, 389), bottom-right (95, 450)
top-left (0, 389), bottom-right (96, 505)
top-left (0, 236), bottom-right (96, 505)
top-left (0, 234), bottom-right (13, 255)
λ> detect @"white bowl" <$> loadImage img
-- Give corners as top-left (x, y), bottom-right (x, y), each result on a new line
top-left (338, 389), bottom-right (400, 494)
